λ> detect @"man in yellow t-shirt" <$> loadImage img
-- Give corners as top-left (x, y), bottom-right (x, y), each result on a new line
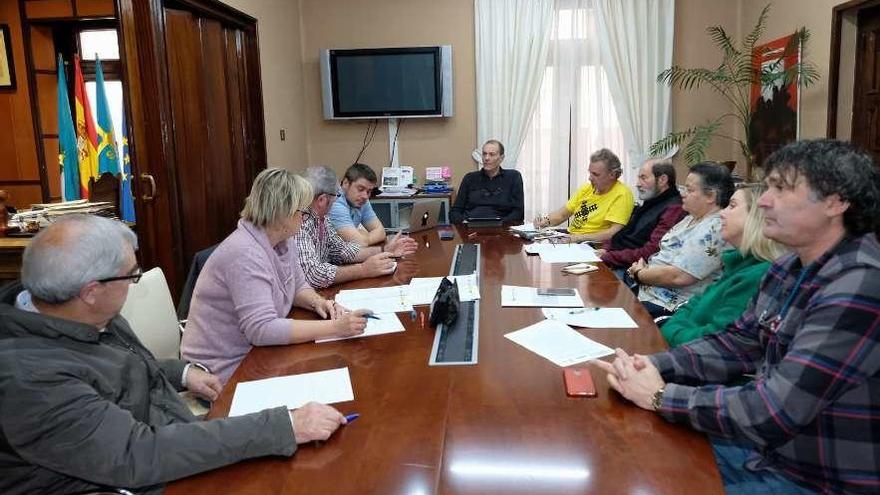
top-left (533, 148), bottom-right (634, 243)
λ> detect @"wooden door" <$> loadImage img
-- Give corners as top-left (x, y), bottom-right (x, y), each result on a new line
top-left (853, 6), bottom-right (880, 164)
top-left (117, 0), bottom-right (265, 298)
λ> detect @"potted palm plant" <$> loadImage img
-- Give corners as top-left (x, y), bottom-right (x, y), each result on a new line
top-left (649, 4), bottom-right (819, 177)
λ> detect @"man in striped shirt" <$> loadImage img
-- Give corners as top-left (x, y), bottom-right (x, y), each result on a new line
top-left (594, 140), bottom-right (880, 494)
top-left (295, 166), bottom-right (417, 289)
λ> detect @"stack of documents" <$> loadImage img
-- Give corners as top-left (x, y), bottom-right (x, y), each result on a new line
top-left (501, 285), bottom-right (584, 307)
top-left (335, 285), bottom-right (413, 313)
top-left (504, 319), bottom-right (614, 366)
top-left (229, 367), bottom-right (354, 417)
top-left (316, 313), bottom-right (405, 343)
top-left (407, 274), bottom-right (480, 305)
top-left (524, 243), bottom-right (601, 263)
top-left (542, 307), bottom-right (638, 328)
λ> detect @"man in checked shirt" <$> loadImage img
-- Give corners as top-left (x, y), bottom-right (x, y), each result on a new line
top-left (296, 165), bottom-right (418, 289)
top-left (593, 139), bottom-right (880, 494)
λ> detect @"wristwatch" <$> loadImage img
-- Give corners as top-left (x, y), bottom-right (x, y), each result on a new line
top-left (651, 387), bottom-right (665, 411)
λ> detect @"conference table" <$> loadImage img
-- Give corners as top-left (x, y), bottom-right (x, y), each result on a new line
top-left (167, 226), bottom-right (722, 494)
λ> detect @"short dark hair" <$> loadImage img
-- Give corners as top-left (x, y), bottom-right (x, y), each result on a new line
top-left (483, 139), bottom-right (505, 156)
top-left (764, 139), bottom-right (880, 235)
top-left (344, 163), bottom-right (378, 184)
top-left (589, 148), bottom-right (622, 177)
top-left (689, 162), bottom-right (734, 208)
top-left (651, 160), bottom-right (676, 186)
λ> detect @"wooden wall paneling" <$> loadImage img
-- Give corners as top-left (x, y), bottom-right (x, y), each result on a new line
top-left (18, 0), bottom-right (51, 200)
top-left (35, 72), bottom-right (57, 134)
top-left (241, 29), bottom-right (265, 183)
top-left (29, 24), bottom-right (55, 70)
top-left (24, 0), bottom-right (74, 19)
top-left (75, 0), bottom-right (115, 17)
top-left (199, 18), bottom-right (237, 247)
top-left (117, 0), bottom-right (187, 297)
top-left (41, 136), bottom-right (61, 199)
top-left (0, 184), bottom-right (44, 208)
top-left (223, 28), bottom-right (248, 210)
top-left (0, 98), bottom-right (25, 180)
top-left (164, 8), bottom-right (210, 268)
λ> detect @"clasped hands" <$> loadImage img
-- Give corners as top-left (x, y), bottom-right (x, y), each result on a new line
top-left (591, 348), bottom-right (666, 411)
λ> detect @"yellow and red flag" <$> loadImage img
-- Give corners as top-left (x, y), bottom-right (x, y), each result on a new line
top-left (74, 55), bottom-right (99, 198)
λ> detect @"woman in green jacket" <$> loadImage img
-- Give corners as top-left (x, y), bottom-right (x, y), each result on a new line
top-left (660, 183), bottom-right (786, 347)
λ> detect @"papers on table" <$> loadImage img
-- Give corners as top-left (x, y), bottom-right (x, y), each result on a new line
top-left (504, 319), bottom-right (614, 366)
top-left (510, 223), bottom-right (568, 241)
top-left (229, 367), bottom-right (354, 417)
top-left (501, 285), bottom-right (584, 308)
top-left (510, 222), bottom-right (539, 233)
top-left (316, 313), bottom-right (405, 343)
top-left (542, 307), bottom-right (638, 328)
top-left (524, 243), bottom-right (601, 263)
top-left (335, 285), bottom-right (413, 313)
top-left (407, 274), bottom-right (480, 305)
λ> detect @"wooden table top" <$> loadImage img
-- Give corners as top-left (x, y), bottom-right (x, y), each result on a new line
top-left (167, 227), bottom-right (722, 494)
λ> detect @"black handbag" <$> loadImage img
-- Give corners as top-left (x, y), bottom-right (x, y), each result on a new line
top-left (429, 277), bottom-right (460, 327)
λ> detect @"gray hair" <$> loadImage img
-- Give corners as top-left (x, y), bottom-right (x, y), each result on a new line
top-left (241, 168), bottom-right (312, 228)
top-left (22, 215), bottom-right (138, 304)
top-left (304, 166), bottom-right (339, 198)
top-left (589, 148), bottom-right (622, 177)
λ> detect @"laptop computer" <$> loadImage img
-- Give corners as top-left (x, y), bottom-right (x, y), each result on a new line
top-left (393, 200), bottom-right (443, 233)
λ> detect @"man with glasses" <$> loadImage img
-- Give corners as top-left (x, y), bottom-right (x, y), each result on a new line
top-left (0, 214), bottom-right (349, 494)
top-left (593, 140), bottom-right (880, 494)
top-left (297, 166), bottom-right (418, 289)
top-left (330, 162), bottom-right (387, 246)
top-left (450, 139), bottom-right (524, 224)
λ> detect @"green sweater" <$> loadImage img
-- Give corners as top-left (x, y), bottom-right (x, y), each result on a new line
top-left (660, 249), bottom-right (770, 347)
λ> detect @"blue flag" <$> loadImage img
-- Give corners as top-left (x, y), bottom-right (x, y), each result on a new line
top-left (57, 54), bottom-right (80, 200)
top-left (94, 57), bottom-right (118, 175)
top-left (120, 113), bottom-right (136, 222)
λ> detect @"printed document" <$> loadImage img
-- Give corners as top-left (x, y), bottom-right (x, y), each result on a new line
top-left (501, 285), bottom-right (584, 307)
top-left (504, 319), bottom-right (614, 366)
top-left (524, 243), bottom-right (601, 263)
top-left (407, 274), bottom-right (480, 305)
top-left (335, 285), bottom-right (413, 313)
top-left (229, 367), bottom-right (354, 417)
top-left (542, 307), bottom-right (638, 328)
top-left (316, 313), bottom-right (405, 343)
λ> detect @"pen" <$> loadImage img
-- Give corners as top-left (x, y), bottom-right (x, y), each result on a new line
top-left (364, 313), bottom-right (381, 320)
top-left (344, 413), bottom-right (360, 423)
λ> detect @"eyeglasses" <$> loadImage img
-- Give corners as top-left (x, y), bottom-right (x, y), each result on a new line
top-left (97, 266), bottom-right (143, 284)
top-left (297, 209), bottom-right (312, 222)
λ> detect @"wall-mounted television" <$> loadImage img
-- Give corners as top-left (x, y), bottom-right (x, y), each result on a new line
top-left (320, 46), bottom-right (453, 120)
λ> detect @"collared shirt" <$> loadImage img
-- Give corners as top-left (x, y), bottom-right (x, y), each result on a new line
top-left (651, 233), bottom-right (880, 494)
top-left (328, 187), bottom-right (378, 231)
top-left (449, 167), bottom-right (524, 224)
top-left (294, 207), bottom-right (360, 289)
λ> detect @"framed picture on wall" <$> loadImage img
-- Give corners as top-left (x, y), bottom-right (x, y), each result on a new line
top-left (0, 24), bottom-right (16, 90)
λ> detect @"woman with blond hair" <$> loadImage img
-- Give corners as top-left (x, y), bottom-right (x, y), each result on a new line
top-left (181, 168), bottom-right (369, 384)
top-left (660, 183), bottom-right (786, 347)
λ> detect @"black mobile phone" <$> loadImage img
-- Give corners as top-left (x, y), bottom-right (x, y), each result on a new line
top-left (537, 288), bottom-right (576, 296)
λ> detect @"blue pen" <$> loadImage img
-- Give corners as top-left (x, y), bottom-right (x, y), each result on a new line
top-left (345, 413), bottom-right (360, 423)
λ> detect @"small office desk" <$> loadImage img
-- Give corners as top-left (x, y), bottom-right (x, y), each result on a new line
top-left (167, 226), bottom-right (722, 494)
top-left (371, 192), bottom-right (452, 229)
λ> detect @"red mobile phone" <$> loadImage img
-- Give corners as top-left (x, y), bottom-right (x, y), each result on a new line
top-left (564, 367), bottom-right (597, 397)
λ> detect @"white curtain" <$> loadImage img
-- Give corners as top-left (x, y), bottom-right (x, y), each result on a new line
top-left (518, 0), bottom-right (629, 223)
top-left (474, 0), bottom-right (554, 169)
top-left (595, 0), bottom-right (675, 168)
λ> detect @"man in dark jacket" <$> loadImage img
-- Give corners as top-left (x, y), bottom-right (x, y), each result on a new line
top-left (450, 140), bottom-right (524, 224)
top-left (0, 214), bottom-right (347, 494)
top-left (597, 159), bottom-right (686, 270)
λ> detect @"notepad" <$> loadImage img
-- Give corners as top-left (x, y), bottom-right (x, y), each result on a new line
top-left (228, 367), bottom-right (354, 417)
top-left (542, 307), bottom-right (638, 328)
top-left (504, 319), bottom-right (614, 367)
top-left (315, 313), bottom-right (405, 343)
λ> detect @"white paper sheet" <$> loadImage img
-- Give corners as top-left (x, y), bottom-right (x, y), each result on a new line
top-left (510, 223), bottom-right (539, 233)
top-left (407, 274), bottom-right (480, 305)
top-left (542, 307), bottom-right (638, 328)
top-left (504, 319), bottom-right (614, 366)
top-left (316, 313), bottom-right (405, 343)
top-left (335, 285), bottom-right (413, 313)
top-left (524, 243), bottom-right (601, 263)
top-left (228, 367), bottom-right (354, 417)
top-left (501, 285), bottom-right (585, 308)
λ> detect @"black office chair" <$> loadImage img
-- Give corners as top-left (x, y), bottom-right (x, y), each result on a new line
top-left (177, 244), bottom-right (217, 321)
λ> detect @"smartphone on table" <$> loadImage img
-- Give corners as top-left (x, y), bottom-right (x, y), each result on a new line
top-left (564, 367), bottom-right (597, 397)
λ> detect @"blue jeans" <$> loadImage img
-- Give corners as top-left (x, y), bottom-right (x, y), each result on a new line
top-left (710, 437), bottom-right (817, 494)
